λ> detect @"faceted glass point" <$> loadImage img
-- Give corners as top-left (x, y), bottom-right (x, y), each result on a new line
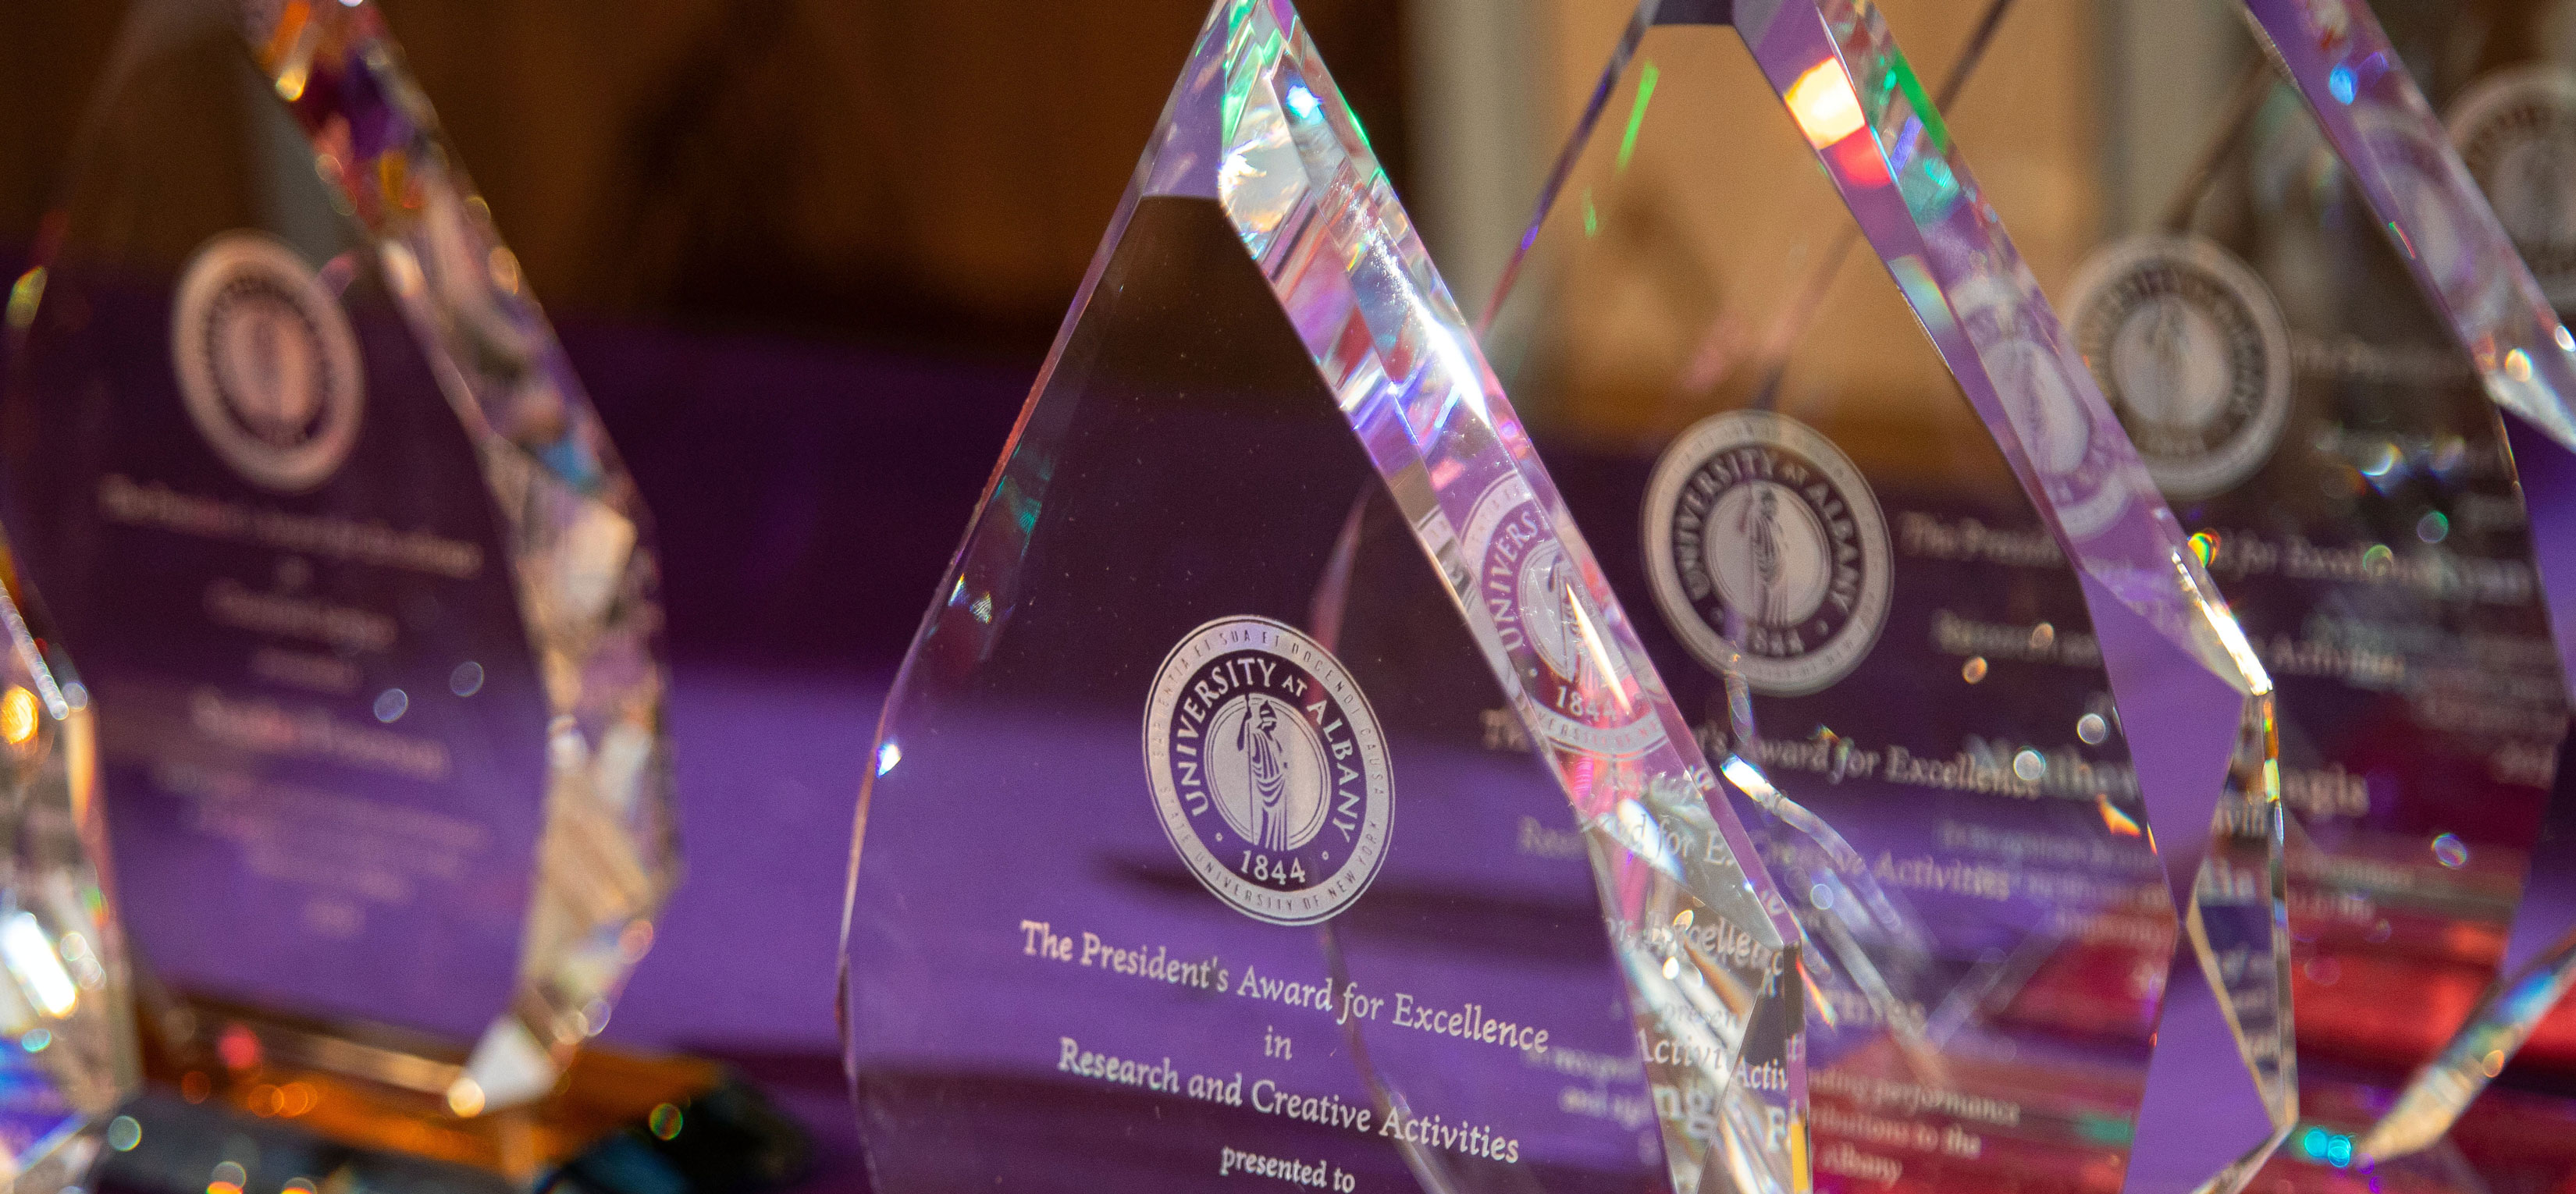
top-left (0, 575), bottom-right (138, 1192)
top-left (1898, 0), bottom-right (2576, 1184)
top-left (841, 2), bottom-right (1804, 1192)
top-left (245, 0), bottom-right (681, 1107)
top-left (5, 0), bottom-right (674, 1123)
top-left (1481, 2), bottom-right (2281, 1191)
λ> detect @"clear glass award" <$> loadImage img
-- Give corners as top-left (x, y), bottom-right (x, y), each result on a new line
top-left (1861, 0), bottom-right (2576, 1183)
top-left (0, 569), bottom-right (141, 1191)
top-left (2, 0), bottom-right (681, 1171)
top-left (1480, 2), bottom-right (2288, 1192)
top-left (2240, 0), bottom-right (2576, 1167)
top-left (839, 2), bottom-right (1815, 1191)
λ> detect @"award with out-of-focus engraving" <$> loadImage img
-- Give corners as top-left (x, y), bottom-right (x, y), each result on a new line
top-left (1805, 0), bottom-right (2576, 1187)
top-left (1, 0), bottom-right (706, 1178)
top-left (840, 2), bottom-right (1820, 1191)
top-left (2228, 0), bottom-right (2576, 1172)
top-left (1479, 2), bottom-right (2286, 1192)
top-left (1875, 0), bottom-right (2576, 1178)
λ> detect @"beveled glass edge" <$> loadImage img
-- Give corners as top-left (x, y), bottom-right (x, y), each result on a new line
top-left (1492, 3), bottom-right (2299, 1189)
top-left (232, 0), bottom-right (635, 507)
top-left (1130, 2), bottom-right (1816, 1189)
top-left (1507, 0), bottom-right (2268, 707)
top-left (2236, 0), bottom-right (2576, 450)
top-left (1139, 0), bottom-right (1808, 978)
top-left (0, 567), bottom-right (140, 1182)
top-left (1493, 0), bottom-right (2282, 976)
top-left (2233, 0), bottom-right (2576, 1162)
top-left (167, 0), bottom-right (678, 1111)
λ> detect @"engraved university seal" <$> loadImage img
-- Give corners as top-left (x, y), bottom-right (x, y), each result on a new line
top-left (2450, 66), bottom-right (2576, 309)
top-left (1461, 475), bottom-right (1662, 758)
top-left (171, 231), bottom-right (364, 492)
top-left (1144, 617), bottom-right (1392, 926)
top-left (2068, 234), bottom-right (2293, 501)
top-left (1643, 410), bottom-right (1891, 696)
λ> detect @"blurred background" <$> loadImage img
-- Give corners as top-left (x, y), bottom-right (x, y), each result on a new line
top-left (0, 0), bottom-right (1425, 673)
top-left (0, 0), bottom-right (2557, 1189)
top-left (2, 2), bottom-right (2536, 652)
top-left (0, 0), bottom-right (2265, 666)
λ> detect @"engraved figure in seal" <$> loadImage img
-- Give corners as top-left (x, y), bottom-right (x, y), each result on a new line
top-left (1206, 690), bottom-right (1325, 855)
top-left (2115, 290), bottom-right (2233, 435)
top-left (1238, 699), bottom-right (1290, 850)
top-left (1643, 409), bottom-right (1892, 695)
top-left (1145, 617), bottom-right (1393, 926)
top-left (1515, 541), bottom-right (1599, 693)
top-left (218, 300), bottom-right (320, 443)
top-left (1739, 487), bottom-right (1786, 626)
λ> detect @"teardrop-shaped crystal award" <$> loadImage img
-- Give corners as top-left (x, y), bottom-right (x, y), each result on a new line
top-left (3, 0), bottom-right (678, 1168)
top-left (1870, 0), bottom-right (2576, 1185)
top-left (1480, 2), bottom-right (2285, 1192)
top-left (839, 2), bottom-right (1813, 1191)
top-left (2236, 0), bottom-right (2576, 1167)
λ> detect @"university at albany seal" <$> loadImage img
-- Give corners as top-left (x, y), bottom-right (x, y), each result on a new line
top-left (1643, 410), bottom-right (1891, 696)
top-left (1144, 617), bottom-right (1392, 926)
top-left (2067, 233), bottom-right (2292, 501)
top-left (171, 230), bottom-right (365, 493)
top-left (2450, 66), bottom-right (2576, 310)
top-left (1461, 474), bottom-right (1662, 758)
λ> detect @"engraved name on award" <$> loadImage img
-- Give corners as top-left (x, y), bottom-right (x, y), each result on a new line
top-left (5, 0), bottom-right (679, 1171)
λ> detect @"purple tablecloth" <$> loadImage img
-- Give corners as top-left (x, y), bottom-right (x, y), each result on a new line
top-left (0, 242), bottom-right (1006, 1189)
top-left (603, 663), bottom-right (885, 1055)
top-left (598, 663), bottom-right (888, 1191)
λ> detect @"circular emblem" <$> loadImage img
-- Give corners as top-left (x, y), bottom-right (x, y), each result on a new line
top-left (2067, 234), bottom-right (2293, 501)
top-left (2449, 66), bottom-right (2576, 309)
top-left (1461, 476), bottom-right (1662, 758)
top-left (1642, 410), bottom-right (1891, 696)
top-left (1144, 617), bottom-right (1393, 926)
top-left (172, 232), bottom-right (365, 493)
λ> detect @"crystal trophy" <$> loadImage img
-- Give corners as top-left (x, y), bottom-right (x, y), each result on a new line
top-left (2236, 0), bottom-right (2576, 1164)
top-left (839, 1), bottom-right (1814, 1190)
top-left (0, 567), bottom-right (142, 1191)
top-left (1857, 0), bottom-right (2576, 1182)
top-left (1, 0), bottom-right (686, 1171)
top-left (1478, 2), bottom-right (2289, 1191)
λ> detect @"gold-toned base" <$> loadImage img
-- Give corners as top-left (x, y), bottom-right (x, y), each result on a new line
top-left (150, 997), bottom-right (719, 1182)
